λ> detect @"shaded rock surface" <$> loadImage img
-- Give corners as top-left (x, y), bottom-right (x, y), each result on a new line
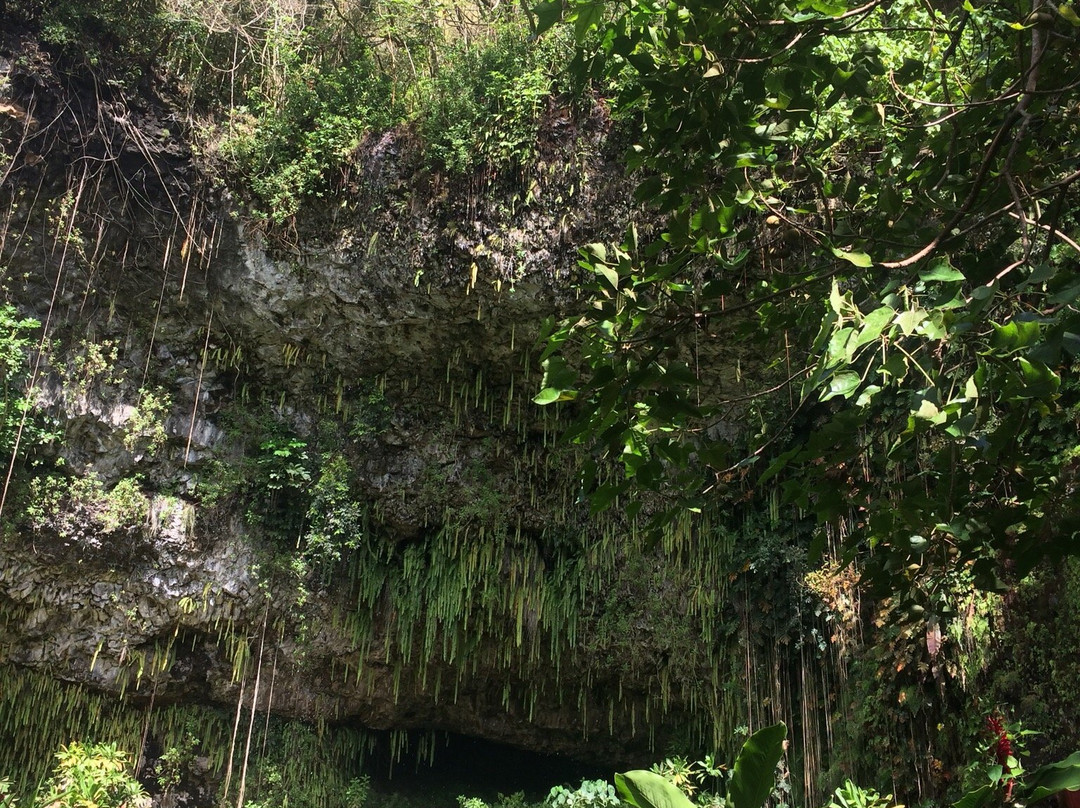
top-left (0, 27), bottom-right (702, 772)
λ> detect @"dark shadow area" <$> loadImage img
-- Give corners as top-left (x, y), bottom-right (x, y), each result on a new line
top-left (364, 729), bottom-right (611, 806)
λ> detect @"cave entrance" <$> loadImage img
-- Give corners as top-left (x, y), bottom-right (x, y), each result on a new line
top-left (363, 730), bottom-right (609, 807)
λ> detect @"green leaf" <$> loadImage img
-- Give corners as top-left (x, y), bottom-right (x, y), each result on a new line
top-left (574, 2), bottom-right (604, 38)
top-left (1017, 357), bottom-right (1060, 399)
top-left (831, 247), bottom-right (873, 267)
top-left (990, 319), bottom-right (1041, 353)
top-left (914, 399), bottom-right (944, 423)
top-left (615, 770), bottom-right (697, 808)
top-left (1059, 2), bottom-right (1080, 25)
top-left (533, 0), bottom-right (563, 35)
top-left (730, 723), bottom-right (787, 808)
top-left (533, 387), bottom-right (562, 405)
top-left (1017, 752), bottom-right (1080, 803)
top-left (895, 309), bottom-right (925, 336)
top-left (919, 260), bottom-right (966, 283)
top-left (829, 280), bottom-right (847, 314)
top-left (855, 384), bottom-right (882, 407)
top-left (596, 264), bottom-right (620, 291)
top-left (1049, 282), bottom-right (1080, 305)
top-left (849, 306), bottom-right (895, 355)
top-left (821, 371), bottom-right (861, 402)
top-left (541, 356), bottom-right (578, 391)
top-left (952, 783), bottom-right (994, 808)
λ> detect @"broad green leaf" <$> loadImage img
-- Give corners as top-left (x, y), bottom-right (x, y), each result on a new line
top-left (1049, 282), bottom-right (1080, 305)
top-left (585, 242), bottom-right (608, 262)
top-left (914, 399), bottom-right (943, 423)
top-left (908, 535), bottom-right (929, 551)
top-left (1059, 2), bottom-right (1080, 25)
top-left (827, 327), bottom-right (856, 362)
top-left (831, 247), bottom-right (873, 267)
top-left (920, 260), bottom-right (966, 283)
top-left (849, 306), bottom-right (895, 355)
top-left (1017, 752), bottom-right (1080, 803)
top-left (615, 770), bottom-right (696, 808)
top-left (533, 387), bottom-right (562, 405)
top-left (895, 309), bottom-right (925, 336)
top-left (574, 2), bottom-right (604, 38)
top-left (855, 384), bottom-right (882, 407)
top-left (730, 723), bottom-right (787, 808)
top-left (821, 371), bottom-right (861, 402)
top-left (954, 781), bottom-right (996, 808)
top-left (1017, 357), bottom-right (1060, 399)
top-left (918, 313), bottom-right (947, 340)
top-left (541, 356), bottom-right (578, 391)
top-left (596, 264), bottom-right (620, 292)
top-left (829, 280), bottom-right (846, 314)
top-left (533, 0), bottom-right (563, 35)
top-left (990, 319), bottom-right (1041, 353)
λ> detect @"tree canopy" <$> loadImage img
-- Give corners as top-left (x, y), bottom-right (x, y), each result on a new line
top-left (534, 0), bottom-right (1080, 607)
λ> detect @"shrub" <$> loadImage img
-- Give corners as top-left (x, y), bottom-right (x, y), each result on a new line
top-left (23, 473), bottom-right (148, 542)
top-left (544, 779), bottom-right (619, 808)
top-left (36, 742), bottom-right (148, 808)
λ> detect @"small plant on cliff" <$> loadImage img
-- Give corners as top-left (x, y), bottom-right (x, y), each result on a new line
top-left (64, 339), bottom-right (122, 402)
top-left (23, 473), bottom-right (148, 541)
top-left (0, 304), bottom-right (51, 461)
top-left (153, 729), bottom-right (201, 794)
top-left (123, 388), bottom-right (171, 455)
top-left (303, 453), bottom-right (365, 574)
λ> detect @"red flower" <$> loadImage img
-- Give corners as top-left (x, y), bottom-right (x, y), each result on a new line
top-left (987, 713), bottom-right (1015, 800)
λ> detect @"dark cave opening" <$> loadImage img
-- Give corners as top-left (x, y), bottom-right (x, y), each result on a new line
top-left (363, 730), bottom-right (611, 805)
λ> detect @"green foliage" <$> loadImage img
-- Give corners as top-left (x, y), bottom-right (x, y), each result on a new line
top-left (989, 559), bottom-right (1080, 759)
top-left (416, 20), bottom-right (563, 174)
top-left (616, 770), bottom-right (696, 808)
top-left (22, 473), bottom-right (148, 541)
top-left (258, 434), bottom-right (311, 492)
top-left (728, 723), bottom-right (787, 808)
top-left (197, 404), bottom-right (315, 537)
top-left (303, 453), bottom-right (366, 573)
top-left (544, 779), bottom-right (619, 808)
top-left (35, 742), bottom-right (148, 808)
top-left (536, 0), bottom-right (1080, 608)
top-left (618, 725), bottom-right (787, 808)
top-left (348, 386), bottom-right (391, 439)
top-left (343, 777), bottom-right (372, 808)
top-left (209, 1), bottom-right (565, 222)
top-left (650, 758), bottom-right (703, 798)
top-left (64, 340), bottom-right (122, 401)
top-left (0, 779), bottom-right (17, 808)
top-left (0, 304), bottom-right (54, 462)
top-left (650, 756), bottom-right (726, 802)
top-left (825, 781), bottom-right (899, 808)
top-left (240, 722), bottom-right (369, 808)
top-left (151, 728), bottom-right (200, 793)
top-left (459, 798), bottom-right (491, 808)
top-left (9, 0), bottom-right (170, 76)
top-left (0, 305), bottom-right (36, 389)
top-left (953, 748), bottom-right (1080, 808)
top-left (123, 389), bottom-right (171, 455)
top-left (220, 48), bottom-right (401, 222)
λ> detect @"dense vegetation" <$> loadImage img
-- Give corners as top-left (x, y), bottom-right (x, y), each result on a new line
top-left (1, 0), bottom-right (1079, 806)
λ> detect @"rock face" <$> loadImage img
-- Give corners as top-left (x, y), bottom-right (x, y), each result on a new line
top-left (0, 27), bottom-right (732, 780)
